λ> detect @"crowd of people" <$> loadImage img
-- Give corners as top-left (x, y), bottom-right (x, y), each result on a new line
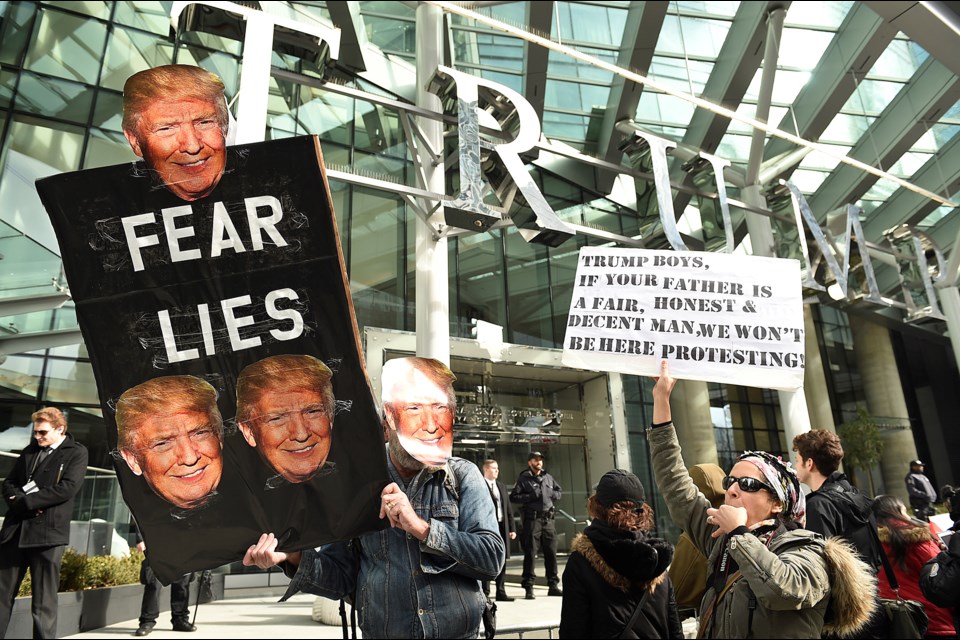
top-left (4, 357), bottom-right (960, 639)
top-left (241, 358), bottom-right (960, 639)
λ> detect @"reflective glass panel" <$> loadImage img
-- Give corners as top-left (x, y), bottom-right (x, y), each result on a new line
top-left (554, 2), bottom-right (626, 46)
top-left (541, 110), bottom-right (593, 145)
top-left (479, 69), bottom-right (522, 94)
top-left (656, 13), bottom-right (732, 59)
top-left (869, 39), bottom-right (927, 80)
top-left (548, 47), bottom-right (616, 83)
top-left (474, 34), bottom-right (524, 71)
top-left (777, 28), bottom-right (833, 71)
top-left (14, 72), bottom-right (93, 124)
top-left (113, 1), bottom-right (172, 36)
top-left (784, 2), bottom-right (852, 29)
top-left (91, 91), bottom-right (124, 132)
top-left (456, 230), bottom-right (506, 332)
top-left (101, 25), bottom-right (175, 91)
top-left (3, 115), bottom-right (84, 173)
top-left (504, 227), bottom-right (552, 346)
top-left (549, 238), bottom-right (584, 347)
top-left (0, 354), bottom-right (44, 402)
top-left (744, 69), bottom-right (812, 105)
top-left (364, 15), bottom-right (415, 54)
top-left (889, 151), bottom-right (932, 177)
top-left (174, 48), bottom-right (240, 97)
top-left (649, 57), bottom-right (713, 95)
top-left (544, 79), bottom-right (609, 112)
top-left (0, 69), bottom-right (14, 110)
top-left (798, 149), bottom-right (842, 172)
top-left (83, 128), bottom-right (131, 169)
top-left (635, 92), bottom-right (696, 127)
top-left (25, 8), bottom-right (108, 82)
top-left (348, 186), bottom-right (405, 331)
top-left (789, 169), bottom-right (828, 194)
top-left (819, 113), bottom-right (871, 145)
top-left (176, 31), bottom-right (242, 57)
top-left (361, 2), bottom-right (415, 18)
top-left (47, 343), bottom-right (90, 358)
top-left (850, 79), bottom-right (907, 116)
top-left (43, 2), bottom-right (110, 20)
top-left (42, 359), bottom-right (99, 405)
top-left (0, 1), bottom-right (36, 65)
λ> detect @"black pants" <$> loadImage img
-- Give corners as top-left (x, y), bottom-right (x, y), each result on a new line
top-left (139, 560), bottom-right (191, 627)
top-left (0, 540), bottom-right (65, 639)
top-left (520, 513), bottom-right (558, 588)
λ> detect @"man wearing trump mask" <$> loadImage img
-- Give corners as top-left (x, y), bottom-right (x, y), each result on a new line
top-left (380, 357), bottom-right (455, 468)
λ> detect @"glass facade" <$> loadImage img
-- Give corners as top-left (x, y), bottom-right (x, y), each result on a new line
top-left (2, 1), bottom-right (959, 554)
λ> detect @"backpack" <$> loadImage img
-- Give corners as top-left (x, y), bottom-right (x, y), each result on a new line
top-left (817, 484), bottom-right (884, 572)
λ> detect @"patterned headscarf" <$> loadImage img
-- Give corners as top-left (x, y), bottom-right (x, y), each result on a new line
top-left (738, 450), bottom-right (806, 525)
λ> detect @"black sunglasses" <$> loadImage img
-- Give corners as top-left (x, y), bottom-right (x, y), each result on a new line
top-left (722, 475), bottom-right (775, 494)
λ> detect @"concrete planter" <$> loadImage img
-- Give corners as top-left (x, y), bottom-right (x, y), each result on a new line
top-left (7, 574), bottom-right (224, 636)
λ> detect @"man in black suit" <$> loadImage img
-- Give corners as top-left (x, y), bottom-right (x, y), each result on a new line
top-left (0, 407), bottom-right (88, 639)
top-left (481, 459), bottom-right (516, 602)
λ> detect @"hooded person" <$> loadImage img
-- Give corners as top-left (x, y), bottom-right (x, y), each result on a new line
top-left (559, 469), bottom-right (683, 638)
top-left (647, 360), bottom-right (878, 639)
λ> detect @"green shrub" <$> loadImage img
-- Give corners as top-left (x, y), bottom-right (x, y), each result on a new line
top-left (17, 548), bottom-right (144, 597)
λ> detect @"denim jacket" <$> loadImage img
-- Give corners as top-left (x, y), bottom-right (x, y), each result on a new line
top-left (281, 455), bottom-right (504, 639)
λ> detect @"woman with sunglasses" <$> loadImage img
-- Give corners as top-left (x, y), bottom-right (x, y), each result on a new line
top-left (559, 469), bottom-right (683, 638)
top-left (647, 360), bottom-right (876, 638)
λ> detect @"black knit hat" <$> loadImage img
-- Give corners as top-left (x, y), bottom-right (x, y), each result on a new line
top-left (595, 469), bottom-right (645, 508)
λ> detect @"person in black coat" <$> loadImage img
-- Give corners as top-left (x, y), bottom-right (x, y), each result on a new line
top-left (920, 485), bottom-right (960, 635)
top-left (559, 470), bottom-right (682, 639)
top-left (0, 407), bottom-right (88, 639)
top-left (510, 451), bottom-right (563, 598)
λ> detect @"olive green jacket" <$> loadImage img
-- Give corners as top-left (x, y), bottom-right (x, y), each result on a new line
top-left (648, 425), bottom-right (859, 638)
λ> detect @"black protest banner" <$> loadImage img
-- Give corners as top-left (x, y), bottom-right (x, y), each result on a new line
top-left (36, 135), bottom-right (389, 583)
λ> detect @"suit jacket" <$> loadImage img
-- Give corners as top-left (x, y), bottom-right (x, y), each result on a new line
top-left (1, 433), bottom-right (88, 547)
top-left (486, 479), bottom-right (515, 559)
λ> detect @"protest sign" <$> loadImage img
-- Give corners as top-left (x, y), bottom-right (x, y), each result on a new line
top-left (36, 135), bottom-right (389, 583)
top-left (561, 247), bottom-right (804, 390)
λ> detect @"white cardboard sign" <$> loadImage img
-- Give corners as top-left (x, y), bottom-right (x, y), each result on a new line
top-left (561, 248), bottom-right (805, 390)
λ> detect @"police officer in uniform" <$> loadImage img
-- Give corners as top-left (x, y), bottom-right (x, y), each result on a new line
top-left (510, 452), bottom-right (562, 599)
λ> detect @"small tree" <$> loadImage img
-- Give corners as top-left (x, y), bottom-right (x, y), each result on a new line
top-left (837, 406), bottom-right (884, 495)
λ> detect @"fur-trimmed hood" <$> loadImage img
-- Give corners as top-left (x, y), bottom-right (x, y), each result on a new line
top-left (821, 537), bottom-right (879, 638)
top-left (571, 521), bottom-right (673, 593)
top-left (877, 521), bottom-right (935, 545)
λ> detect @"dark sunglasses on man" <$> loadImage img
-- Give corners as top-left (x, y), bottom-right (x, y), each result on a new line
top-left (722, 475), bottom-right (775, 494)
